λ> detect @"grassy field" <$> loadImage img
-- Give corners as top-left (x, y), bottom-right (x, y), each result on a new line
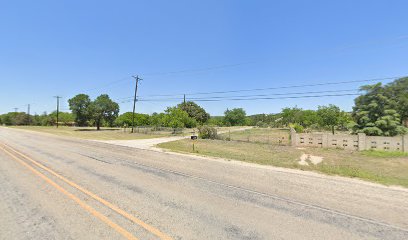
top-left (158, 137), bottom-right (408, 188)
top-left (219, 127), bottom-right (290, 145)
top-left (7, 126), bottom-right (247, 140)
top-left (10, 126), bottom-right (178, 140)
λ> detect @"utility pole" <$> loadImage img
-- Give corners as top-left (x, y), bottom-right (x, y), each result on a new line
top-left (13, 108), bottom-right (18, 113)
top-left (27, 104), bottom-right (30, 125)
top-left (131, 75), bottom-right (142, 133)
top-left (184, 94), bottom-right (186, 104)
top-left (54, 96), bottom-right (61, 128)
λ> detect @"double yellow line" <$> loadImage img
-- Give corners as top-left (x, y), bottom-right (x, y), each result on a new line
top-left (0, 143), bottom-right (172, 240)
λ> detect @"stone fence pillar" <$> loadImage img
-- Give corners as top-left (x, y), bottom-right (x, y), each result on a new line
top-left (358, 133), bottom-right (366, 151)
top-left (290, 128), bottom-right (297, 146)
top-left (403, 135), bottom-right (408, 153)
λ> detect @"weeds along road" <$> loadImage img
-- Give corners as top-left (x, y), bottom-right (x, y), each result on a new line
top-left (0, 127), bottom-right (407, 240)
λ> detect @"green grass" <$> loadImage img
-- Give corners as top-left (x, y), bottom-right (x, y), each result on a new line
top-left (159, 139), bottom-right (301, 167)
top-left (10, 126), bottom-right (177, 140)
top-left (158, 138), bottom-right (408, 188)
top-left (361, 150), bottom-right (408, 158)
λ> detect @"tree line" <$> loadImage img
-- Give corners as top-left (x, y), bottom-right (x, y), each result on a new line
top-left (1, 77), bottom-right (407, 136)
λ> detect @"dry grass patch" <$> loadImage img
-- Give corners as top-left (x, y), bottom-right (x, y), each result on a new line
top-left (10, 126), bottom-right (175, 140)
top-left (219, 128), bottom-right (290, 145)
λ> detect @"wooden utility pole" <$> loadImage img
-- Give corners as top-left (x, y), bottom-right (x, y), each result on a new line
top-left (27, 104), bottom-right (30, 125)
top-left (131, 75), bottom-right (142, 133)
top-left (54, 96), bottom-right (61, 128)
top-left (184, 94), bottom-right (186, 104)
top-left (13, 108), bottom-right (18, 113)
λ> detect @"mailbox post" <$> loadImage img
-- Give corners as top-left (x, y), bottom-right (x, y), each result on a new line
top-left (191, 135), bottom-right (197, 151)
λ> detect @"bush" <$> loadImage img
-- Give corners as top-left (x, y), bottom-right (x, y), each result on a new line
top-left (289, 123), bottom-right (304, 133)
top-left (198, 126), bottom-right (218, 139)
top-left (256, 121), bottom-right (268, 128)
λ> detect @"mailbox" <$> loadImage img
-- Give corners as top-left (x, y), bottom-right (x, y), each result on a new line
top-left (191, 136), bottom-right (198, 140)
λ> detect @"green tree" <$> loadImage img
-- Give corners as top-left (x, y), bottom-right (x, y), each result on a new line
top-left (177, 101), bottom-right (210, 124)
top-left (352, 83), bottom-right (407, 136)
top-left (114, 112), bottom-right (150, 127)
top-left (224, 108), bottom-right (247, 126)
top-left (162, 107), bottom-right (197, 130)
top-left (89, 94), bottom-right (119, 130)
top-left (207, 116), bottom-right (225, 126)
top-left (0, 112), bottom-right (29, 125)
top-left (150, 112), bottom-right (166, 128)
top-left (316, 104), bottom-right (342, 134)
top-left (384, 77), bottom-right (408, 126)
top-left (48, 111), bottom-right (75, 126)
top-left (280, 107), bottom-right (303, 126)
top-left (301, 110), bottom-right (319, 128)
top-left (0, 113), bottom-right (12, 125)
top-left (68, 94), bottom-right (92, 126)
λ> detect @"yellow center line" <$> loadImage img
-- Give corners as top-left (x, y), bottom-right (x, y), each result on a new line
top-left (1, 146), bottom-right (139, 240)
top-left (1, 143), bottom-right (173, 240)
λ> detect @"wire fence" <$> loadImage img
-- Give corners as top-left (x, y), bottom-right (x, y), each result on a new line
top-left (122, 126), bottom-right (192, 135)
top-left (217, 128), bottom-right (291, 145)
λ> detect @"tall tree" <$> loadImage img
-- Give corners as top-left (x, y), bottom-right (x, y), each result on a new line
top-left (68, 94), bottom-right (92, 126)
top-left (316, 104), bottom-right (342, 134)
top-left (0, 112), bottom-right (29, 125)
top-left (90, 94), bottom-right (119, 130)
top-left (162, 107), bottom-right (197, 130)
top-left (384, 77), bottom-right (408, 126)
top-left (224, 108), bottom-right (247, 126)
top-left (177, 101), bottom-right (210, 124)
top-left (352, 83), bottom-right (406, 136)
top-left (114, 112), bottom-right (150, 127)
top-left (280, 107), bottom-right (304, 126)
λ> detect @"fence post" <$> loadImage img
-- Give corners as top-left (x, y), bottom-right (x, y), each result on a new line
top-left (358, 133), bottom-right (366, 151)
top-left (403, 135), bottom-right (408, 153)
top-left (290, 128), bottom-right (297, 146)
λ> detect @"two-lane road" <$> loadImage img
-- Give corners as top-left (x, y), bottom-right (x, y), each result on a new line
top-left (0, 127), bottom-right (407, 239)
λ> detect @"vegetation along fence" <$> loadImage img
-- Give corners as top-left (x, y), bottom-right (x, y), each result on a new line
top-left (219, 128), bottom-right (290, 145)
top-left (290, 129), bottom-right (408, 152)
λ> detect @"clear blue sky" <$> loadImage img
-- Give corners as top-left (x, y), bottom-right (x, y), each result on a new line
top-left (1, 0), bottom-right (408, 116)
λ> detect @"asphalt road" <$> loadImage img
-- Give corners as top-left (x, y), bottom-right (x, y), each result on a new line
top-left (0, 127), bottom-right (407, 240)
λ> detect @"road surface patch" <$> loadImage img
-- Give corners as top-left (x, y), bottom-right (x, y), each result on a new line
top-left (0, 143), bottom-right (172, 240)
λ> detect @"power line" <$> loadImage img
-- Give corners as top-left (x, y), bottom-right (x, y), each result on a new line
top-left (140, 93), bottom-right (360, 102)
top-left (117, 91), bottom-right (360, 103)
top-left (196, 93), bottom-right (361, 102)
top-left (132, 75), bottom-right (401, 99)
top-left (72, 62), bottom-right (252, 95)
top-left (138, 89), bottom-right (359, 101)
top-left (81, 76), bottom-right (132, 93)
top-left (142, 62), bottom-right (254, 76)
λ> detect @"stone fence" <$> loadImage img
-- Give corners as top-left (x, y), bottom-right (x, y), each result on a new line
top-left (290, 129), bottom-right (408, 152)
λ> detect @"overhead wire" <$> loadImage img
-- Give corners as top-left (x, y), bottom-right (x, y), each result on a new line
top-left (135, 93), bottom-right (360, 103)
top-left (137, 89), bottom-right (359, 101)
top-left (118, 75), bottom-right (401, 100)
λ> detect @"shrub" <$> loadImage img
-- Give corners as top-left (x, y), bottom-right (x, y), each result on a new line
top-left (198, 126), bottom-right (218, 139)
top-left (289, 123), bottom-right (304, 133)
top-left (256, 121), bottom-right (268, 128)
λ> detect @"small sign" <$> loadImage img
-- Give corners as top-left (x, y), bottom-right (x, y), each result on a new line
top-left (191, 136), bottom-right (198, 140)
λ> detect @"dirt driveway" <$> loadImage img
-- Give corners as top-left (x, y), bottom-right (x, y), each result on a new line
top-left (98, 127), bottom-right (253, 151)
